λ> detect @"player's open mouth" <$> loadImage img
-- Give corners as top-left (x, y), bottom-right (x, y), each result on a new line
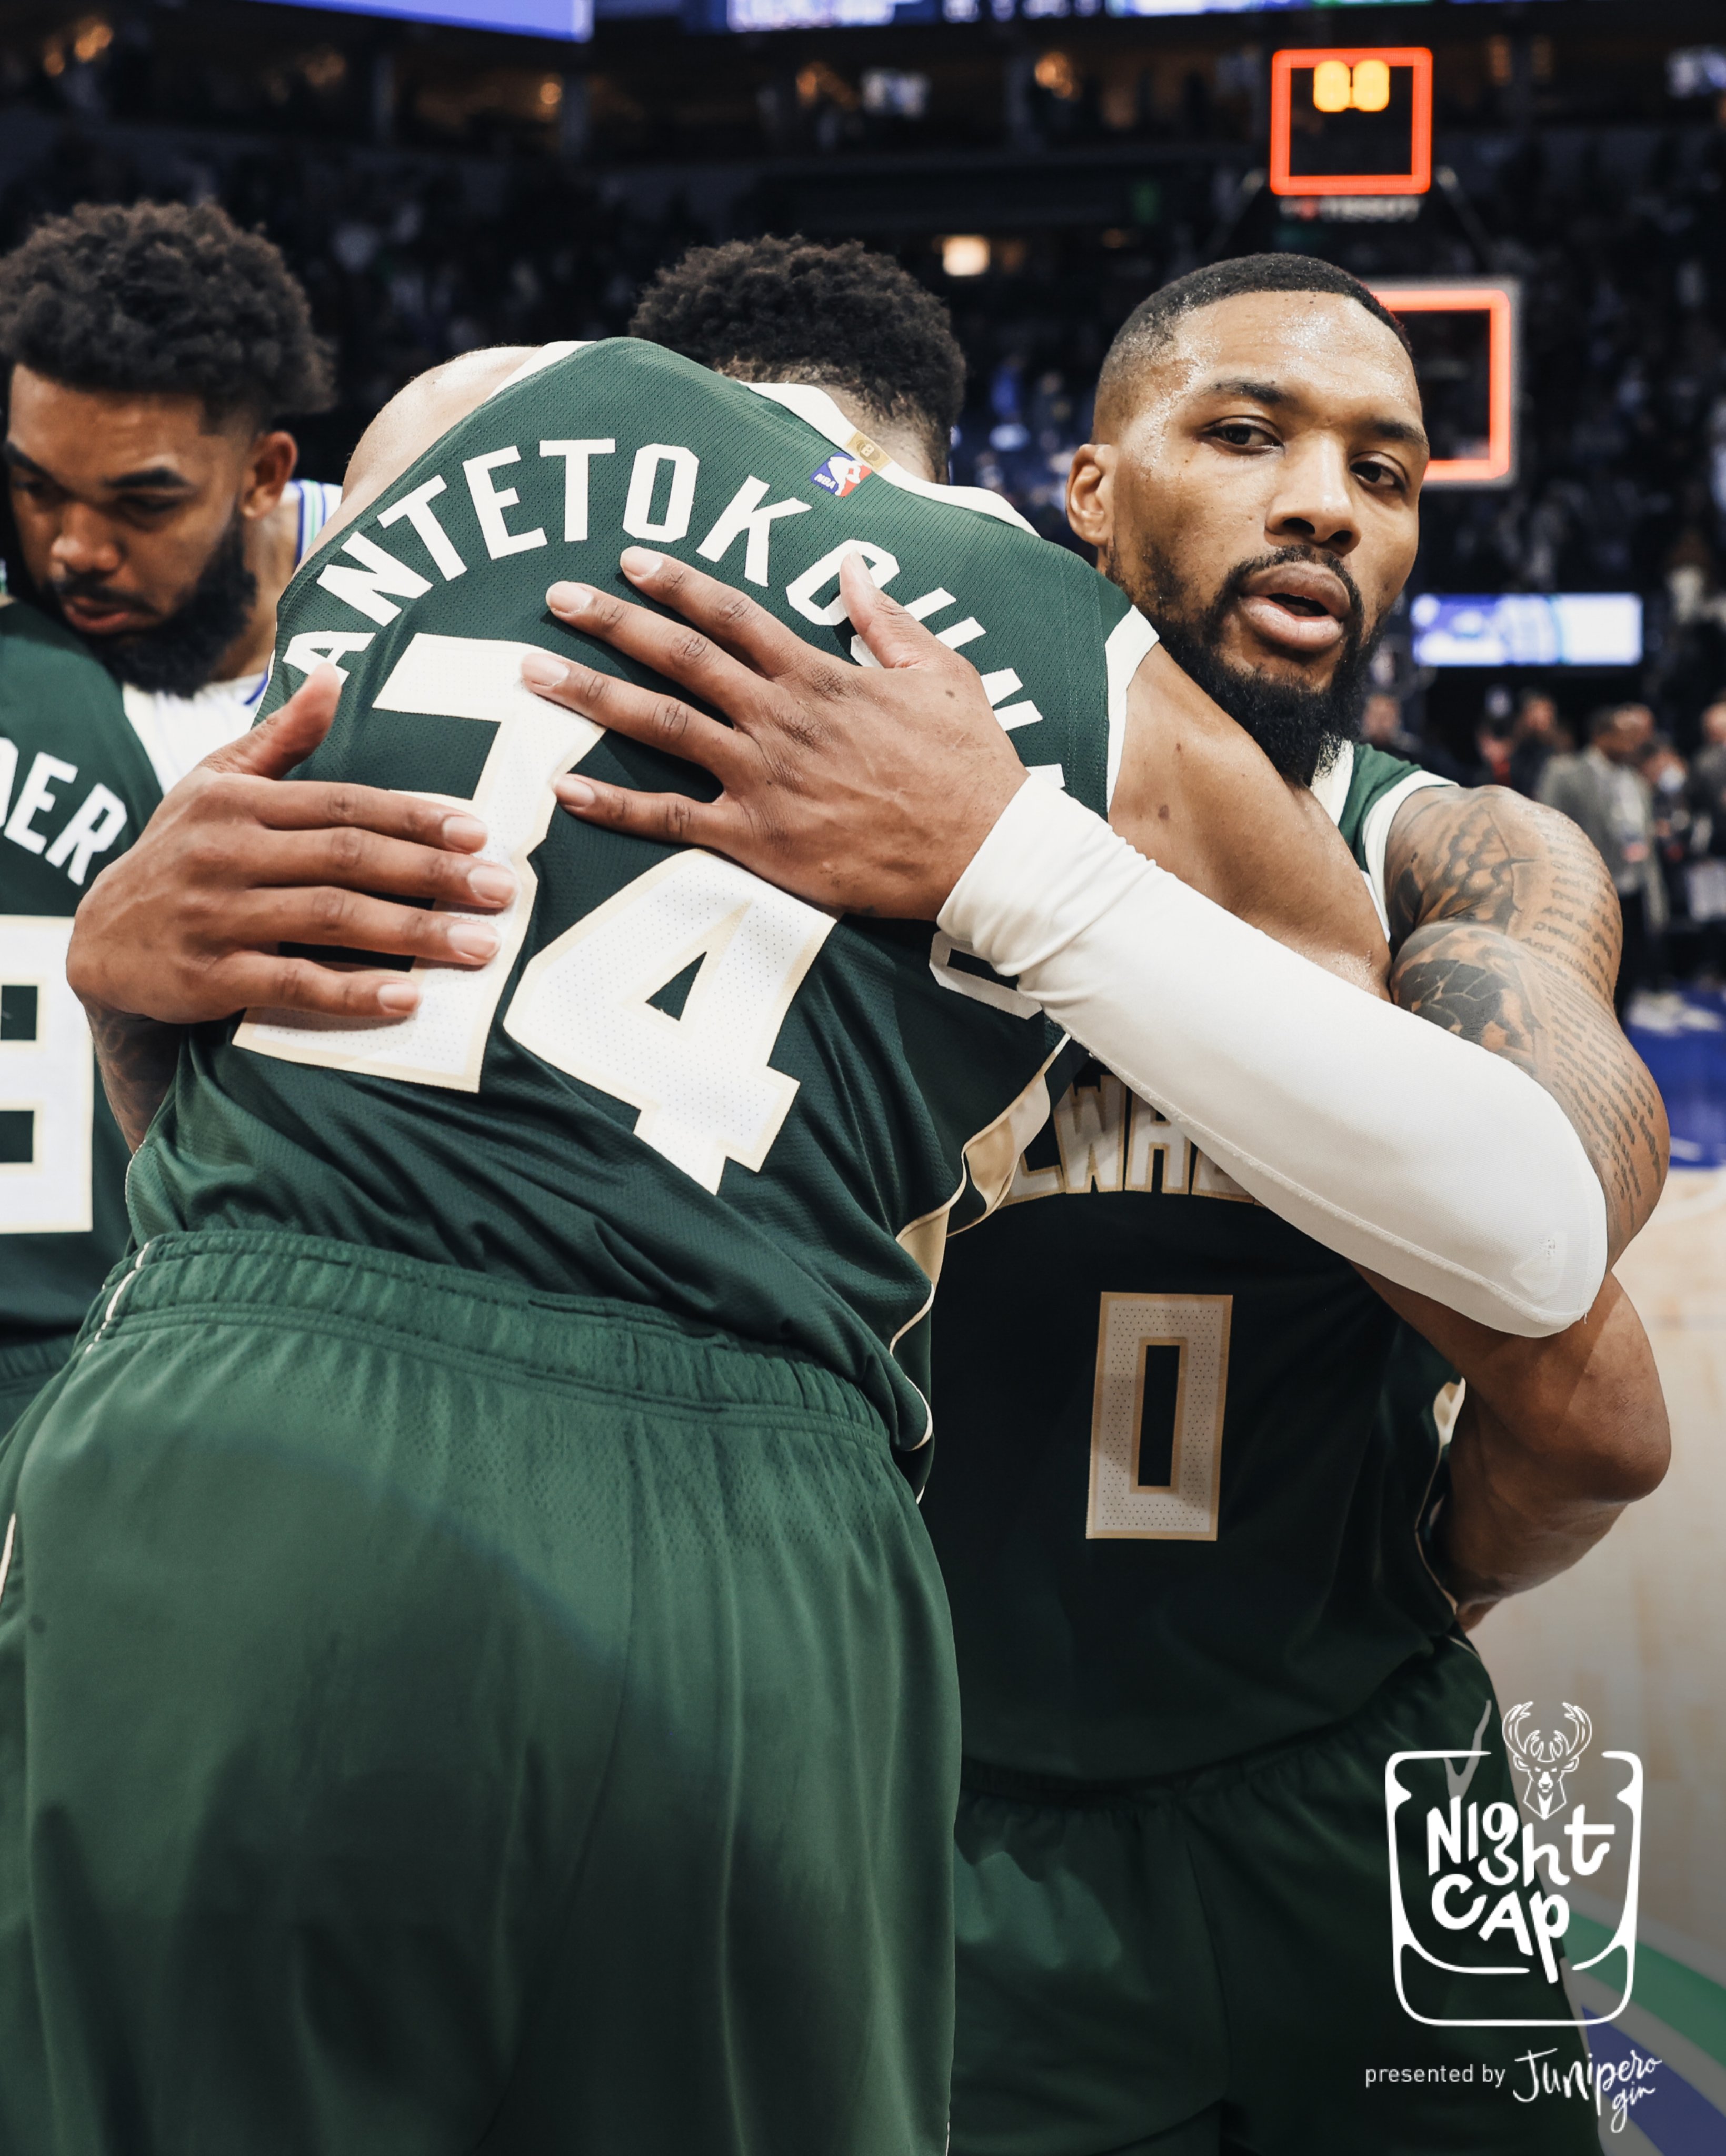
top-left (1235, 564), bottom-right (1352, 656)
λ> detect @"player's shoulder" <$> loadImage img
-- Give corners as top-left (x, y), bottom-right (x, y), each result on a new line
top-left (1348, 740), bottom-right (1422, 801)
top-left (1336, 741), bottom-right (1454, 846)
top-left (0, 593), bottom-right (130, 730)
top-left (0, 595), bottom-right (159, 894)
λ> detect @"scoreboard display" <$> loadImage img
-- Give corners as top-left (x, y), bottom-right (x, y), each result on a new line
top-left (255, 0), bottom-right (592, 34)
top-left (685, 0), bottom-right (933, 31)
top-left (689, 0), bottom-right (1422, 28)
top-left (1411, 594), bottom-right (1643, 670)
top-left (1108, 0), bottom-right (1420, 14)
top-left (1269, 47), bottom-right (1432, 197)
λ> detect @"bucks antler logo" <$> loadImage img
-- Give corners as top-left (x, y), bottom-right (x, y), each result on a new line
top-left (1503, 1703), bottom-right (1592, 1822)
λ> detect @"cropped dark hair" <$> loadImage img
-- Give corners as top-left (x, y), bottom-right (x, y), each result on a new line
top-left (0, 199), bottom-right (333, 429)
top-left (1099, 252), bottom-right (1413, 425)
top-left (630, 236), bottom-right (965, 473)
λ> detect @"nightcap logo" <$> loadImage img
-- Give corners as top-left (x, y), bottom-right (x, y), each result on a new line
top-left (1384, 1696), bottom-right (1644, 2028)
top-left (812, 453), bottom-right (870, 499)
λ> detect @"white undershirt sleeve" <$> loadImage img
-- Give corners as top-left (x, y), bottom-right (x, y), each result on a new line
top-left (939, 780), bottom-right (1607, 1337)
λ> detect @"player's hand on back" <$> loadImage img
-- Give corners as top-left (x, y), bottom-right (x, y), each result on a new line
top-left (67, 664), bottom-right (517, 1029)
top-left (527, 548), bottom-right (1027, 919)
top-left (531, 546), bottom-right (1388, 995)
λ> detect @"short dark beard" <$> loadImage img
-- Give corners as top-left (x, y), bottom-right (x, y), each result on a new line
top-left (1122, 539), bottom-right (1380, 787)
top-left (54, 515), bottom-right (257, 697)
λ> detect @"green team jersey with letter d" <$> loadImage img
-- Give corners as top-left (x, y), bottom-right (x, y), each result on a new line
top-left (921, 742), bottom-right (1463, 1778)
top-left (0, 597), bottom-right (161, 1346)
top-left (129, 338), bottom-right (1154, 1459)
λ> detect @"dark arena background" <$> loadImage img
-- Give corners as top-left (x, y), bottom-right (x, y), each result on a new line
top-left (2, 1), bottom-right (1724, 2145)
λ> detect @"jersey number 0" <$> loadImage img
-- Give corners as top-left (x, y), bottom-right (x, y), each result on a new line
top-left (1087, 1291), bottom-right (1231, 1541)
top-left (235, 634), bottom-right (837, 1194)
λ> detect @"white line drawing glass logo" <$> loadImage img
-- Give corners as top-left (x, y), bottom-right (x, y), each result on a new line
top-left (1384, 1697), bottom-right (1644, 2029)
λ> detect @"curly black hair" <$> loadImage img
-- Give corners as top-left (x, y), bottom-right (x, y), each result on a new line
top-left (1098, 252), bottom-right (1414, 427)
top-left (0, 199), bottom-right (333, 429)
top-left (629, 236), bottom-right (965, 475)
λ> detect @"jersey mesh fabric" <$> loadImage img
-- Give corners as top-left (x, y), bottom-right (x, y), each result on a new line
top-left (0, 599), bottom-right (162, 1343)
top-left (922, 742), bottom-right (1463, 1779)
top-left (128, 340), bottom-right (1138, 1459)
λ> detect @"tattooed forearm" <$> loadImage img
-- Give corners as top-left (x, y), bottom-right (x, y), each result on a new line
top-left (81, 1002), bottom-right (187, 1153)
top-left (1384, 784), bottom-right (1668, 1261)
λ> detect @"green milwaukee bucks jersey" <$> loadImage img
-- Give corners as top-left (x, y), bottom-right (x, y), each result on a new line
top-left (921, 743), bottom-right (1463, 1779)
top-left (129, 339), bottom-right (1154, 1459)
top-left (0, 598), bottom-right (162, 1343)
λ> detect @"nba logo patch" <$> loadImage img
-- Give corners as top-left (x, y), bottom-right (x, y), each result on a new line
top-left (812, 453), bottom-right (870, 499)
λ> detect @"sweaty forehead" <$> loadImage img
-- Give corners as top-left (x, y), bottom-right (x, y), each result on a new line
top-left (1151, 290), bottom-right (1421, 424)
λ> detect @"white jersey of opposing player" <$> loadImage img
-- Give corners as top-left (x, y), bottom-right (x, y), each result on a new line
top-left (122, 480), bottom-right (342, 793)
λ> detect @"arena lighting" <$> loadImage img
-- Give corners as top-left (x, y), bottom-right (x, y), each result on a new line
top-left (1369, 281), bottom-right (1519, 488)
top-left (253, 0), bottom-right (592, 35)
top-left (1269, 48), bottom-right (1432, 198)
top-left (942, 235), bottom-right (991, 277)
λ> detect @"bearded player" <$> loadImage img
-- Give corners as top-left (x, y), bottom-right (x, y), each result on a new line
top-left (503, 258), bottom-right (1665, 2152)
top-left (0, 201), bottom-right (338, 1426)
top-left (1, 202), bottom-right (341, 785)
top-left (33, 247), bottom-right (1603, 2150)
top-left (920, 257), bottom-right (1665, 2155)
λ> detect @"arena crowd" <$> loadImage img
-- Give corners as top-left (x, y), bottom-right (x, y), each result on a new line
top-left (5, 92), bottom-right (1726, 990)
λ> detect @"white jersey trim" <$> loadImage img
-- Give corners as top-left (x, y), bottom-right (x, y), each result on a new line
top-left (477, 352), bottom-right (1037, 533)
top-left (1310, 738), bottom-right (1355, 827)
top-left (295, 479), bottom-right (343, 558)
top-left (1309, 744), bottom-right (1455, 939)
top-left (742, 380), bottom-right (1038, 533)
top-left (1103, 610), bottom-right (1160, 810)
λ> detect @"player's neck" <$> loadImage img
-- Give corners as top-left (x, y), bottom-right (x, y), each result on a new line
top-left (208, 487), bottom-right (300, 683)
top-left (793, 383), bottom-right (940, 484)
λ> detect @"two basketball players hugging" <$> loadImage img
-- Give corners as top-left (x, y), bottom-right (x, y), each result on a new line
top-left (9, 236), bottom-right (1664, 2153)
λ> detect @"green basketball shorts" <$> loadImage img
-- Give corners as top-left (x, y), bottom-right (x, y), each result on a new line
top-left (0, 1331), bottom-right (75, 1438)
top-left (951, 1639), bottom-right (1599, 2156)
top-left (0, 1231), bottom-right (960, 2156)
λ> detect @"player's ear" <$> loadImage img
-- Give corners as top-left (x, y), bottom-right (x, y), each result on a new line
top-left (1065, 444), bottom-right (1114, 552)
top-left (241, 429), bottom-right (300, 521)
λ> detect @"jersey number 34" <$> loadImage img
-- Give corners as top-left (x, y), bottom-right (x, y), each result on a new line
top-left (235, 634), bottom-right (837, 1194)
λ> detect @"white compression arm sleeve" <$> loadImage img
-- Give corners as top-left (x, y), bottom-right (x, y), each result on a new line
top-left (940, 781), bottom-right (1608, 1337)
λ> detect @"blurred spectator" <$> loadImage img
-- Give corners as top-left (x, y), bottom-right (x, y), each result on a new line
top-left (1686, 696), bottom-right (1726, 977)
top-left (1363, 692), bottom-right (1420, 760)
top-left (1362, 692), bottom-right (1472, 785)
top-left (1508, 691), bottom-right (1568, 798)
top-left (1475, 688), bottom-right (1514, 787)
top-left (1641, 736), bottom-right (1697, 929)
top-left (1691, 696), bottom-right (1726, 851)
top-left (1539, 704), bottom-right (1666, 1016)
